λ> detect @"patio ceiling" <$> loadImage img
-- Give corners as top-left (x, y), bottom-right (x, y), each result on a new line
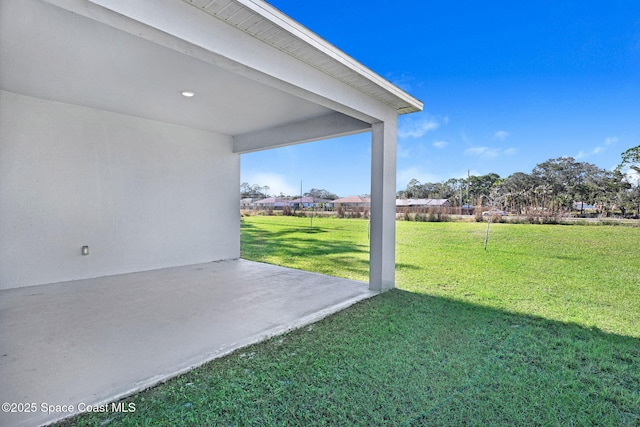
top-left (0, 0), bottom-right (334, 136)
top-left (1, 0), bottom-right (422, 144)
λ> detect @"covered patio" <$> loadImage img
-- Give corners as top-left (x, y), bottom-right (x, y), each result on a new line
top-left (0, 260), bottom-right (375, 426)
top-left (0, 0), bottom-right (422, 425)
top-left (1, 0), bottom-right (422, 293)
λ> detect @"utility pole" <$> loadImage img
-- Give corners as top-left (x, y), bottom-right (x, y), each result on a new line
top-left (466, 169), bottom-right (470, 207)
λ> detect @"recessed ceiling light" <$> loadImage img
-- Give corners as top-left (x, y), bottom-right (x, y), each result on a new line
top-left (181, 90), bottom-right (195, 98)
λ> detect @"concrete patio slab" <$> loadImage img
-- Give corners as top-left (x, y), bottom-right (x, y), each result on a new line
top-left (0, 259), bottom-right (375, 426)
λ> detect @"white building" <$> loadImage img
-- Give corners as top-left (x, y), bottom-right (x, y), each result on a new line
top-left (1, 2), bottom-right (424, 424)
top-left (1, 0), bottom-right (422, 292)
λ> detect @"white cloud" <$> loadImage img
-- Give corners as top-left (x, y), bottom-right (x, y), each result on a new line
top-left (397, 143), bottom-right (412, 158)
top-left (576, 146), bottom-right (605, 159)
top-left (241, 172), bottom-right (298, 197)
top-left (464, 146), bottom-right (500, 159)
top-left (387, 72), bottom-right (422, 92)
top-left (492, 130), bottom-right (510, 141)
top-left (398, 142), bottom-right (428, 158)
top-left (459, 131), bottom-right (473, 144)
top-left (433, 140), bottom-right (449, 149)
top-left (464, 146), bottom-right (516, 159)
top-left (398, 114), bottom-right (447, 139)
top-left (576, 138), bottom-right (616, 160)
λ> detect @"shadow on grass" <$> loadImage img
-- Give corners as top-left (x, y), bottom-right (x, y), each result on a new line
top-left (241, 220), bottom-right (424, 279)
top-left (241, 220), bottom-right (371, 279)
top-left (58, 290), bottom-right (640, 427)
top-left (241, 221), bottom-right (332, 236)
top-left (491, 247), bottom-right (586, 263)
top-left (395, 262), bottom-right (423, 270)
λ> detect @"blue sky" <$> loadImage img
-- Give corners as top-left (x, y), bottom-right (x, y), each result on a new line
top-left (241, 1), bottom-right (640, 197)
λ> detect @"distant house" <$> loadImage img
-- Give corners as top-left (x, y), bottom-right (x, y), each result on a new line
top-left (315, 199), bottom-right (336, 210)
top-left (289, 196), bottom-right (315, 209)
top-left (573, 202), bottom-right (596, 211)
top-left (396, 198), bottom-right (450, 208)
top-left (253, 197), bottom-right (289, 209)
top-left (240, 198), bottom-right (254, 209)
top-left (333, 195), bottom-right (371, 208)
top-left (289, 197), bottom-right (334, 209)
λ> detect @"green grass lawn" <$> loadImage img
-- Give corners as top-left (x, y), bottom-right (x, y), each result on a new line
top-left (243, 216), bottom-right (640, 338)
top-left (60, 216), bottom-right (640, 426)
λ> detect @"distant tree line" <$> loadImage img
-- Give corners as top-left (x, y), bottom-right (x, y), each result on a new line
top-left (241, 184), bottom-right (339, 201)
top-left (398, 146), bottom-right (640, 217)
top-left (240, 182), bottom-right (270, 199)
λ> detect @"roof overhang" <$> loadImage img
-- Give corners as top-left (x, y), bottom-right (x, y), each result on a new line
top-left (0, 0), bottom-right (423, 151)
top-left (185, 0), bottom-right (423, 115)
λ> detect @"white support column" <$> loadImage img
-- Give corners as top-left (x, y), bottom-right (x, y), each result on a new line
top-left (369, 116), bottom-right (397, 292)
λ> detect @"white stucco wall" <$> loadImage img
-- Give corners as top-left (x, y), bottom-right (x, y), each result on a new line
top-left (0, 90), bottom-right (239, 289)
